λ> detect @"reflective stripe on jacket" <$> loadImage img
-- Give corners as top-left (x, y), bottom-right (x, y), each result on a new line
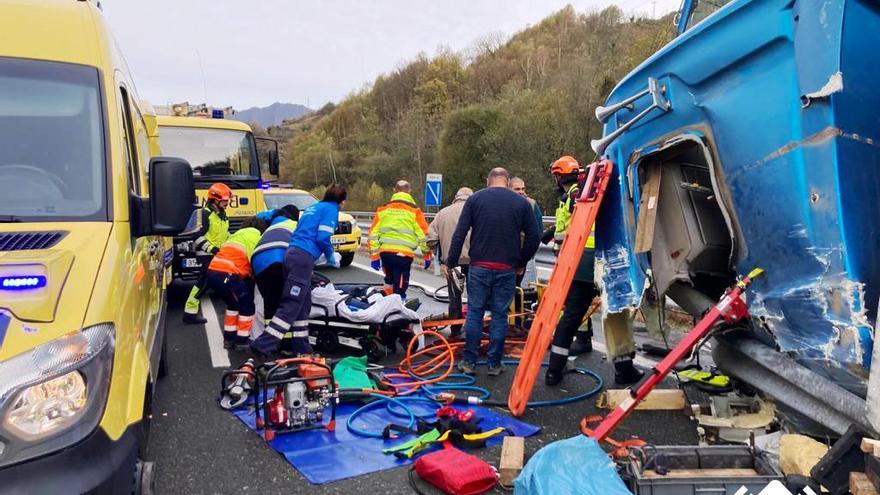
top-left (251, 219), bottom-right (297, 275)
top-left (368, 192), bottom-right (429, 258)
top-left (554, 183), bottom-right (595, 250)
top-left (208, 227), bottom-right (262, 278)
top-left (195, 204), bottom-right (229, 254)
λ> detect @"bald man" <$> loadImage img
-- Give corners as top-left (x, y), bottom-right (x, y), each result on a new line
top-left (445, 168), bottom-right (540, 376)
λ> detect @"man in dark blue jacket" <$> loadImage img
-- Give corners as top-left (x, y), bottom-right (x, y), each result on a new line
top-left (251, 185), bottom-right (346, 356)
top-left (445, 168), bottom-right (540, 376)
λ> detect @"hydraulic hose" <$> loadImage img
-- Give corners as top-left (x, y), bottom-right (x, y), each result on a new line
top-left (346, 394), bottom-right (417, 438)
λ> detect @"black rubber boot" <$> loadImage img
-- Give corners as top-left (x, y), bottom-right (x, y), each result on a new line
top-left (183, 313), bottom-right (207, 325)
top-left (614, 360), bottom-right (645, 385)
top-left (569, 333), bottom-right (593, 355)
top-left (545, 368), bottom-right (564, 386)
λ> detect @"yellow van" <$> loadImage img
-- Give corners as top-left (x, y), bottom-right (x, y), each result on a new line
top-left (0, 1), bottom-right (196, 492)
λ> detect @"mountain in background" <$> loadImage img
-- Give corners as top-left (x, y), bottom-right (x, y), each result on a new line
top-left (232, 102), bottom-right (311, 128)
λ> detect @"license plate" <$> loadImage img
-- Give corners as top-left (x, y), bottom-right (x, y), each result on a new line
top-left (331, 237), bottom-right (346, 245)
top-left (182, 258), bottom-right (201, 268)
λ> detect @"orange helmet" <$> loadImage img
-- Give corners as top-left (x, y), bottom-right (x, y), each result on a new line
top-left (207, 183), bottom-right (232, 202)
top-left (550, 155), bottom-right (580, 176)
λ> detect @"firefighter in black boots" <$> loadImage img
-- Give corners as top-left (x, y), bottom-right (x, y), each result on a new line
top-left (544, 156), bottom-right (643, 386)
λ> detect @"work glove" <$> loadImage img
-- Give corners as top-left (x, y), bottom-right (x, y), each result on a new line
top-left (424, 254), bottom-right (433, 270)
top-left (370, 257), bottom-right (381, 271)
top-left (329, 252), bottom-right (342, 269)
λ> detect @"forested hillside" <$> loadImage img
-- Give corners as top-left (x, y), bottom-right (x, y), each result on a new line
top-left (276, 5), bottom-right (674, 211)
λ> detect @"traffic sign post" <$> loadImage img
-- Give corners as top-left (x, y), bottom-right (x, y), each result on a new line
top-left (425, 173), bottom-right (443, 208)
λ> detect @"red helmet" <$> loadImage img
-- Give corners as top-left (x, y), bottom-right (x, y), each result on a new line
top-left (207, 183), bottom-right (232, 202)
top-left (550, 155), bottom-right (580, 176)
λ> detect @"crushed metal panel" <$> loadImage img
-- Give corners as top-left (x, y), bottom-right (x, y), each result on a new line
top-left (595, 0), bottom-right (880, 397)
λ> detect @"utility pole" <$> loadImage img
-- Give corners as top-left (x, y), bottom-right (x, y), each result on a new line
top-left (652, 0), bottom-right (657, 18)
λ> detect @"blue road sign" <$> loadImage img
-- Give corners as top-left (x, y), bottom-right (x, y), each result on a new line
top-left (425, 173), bottom-right (443, 207)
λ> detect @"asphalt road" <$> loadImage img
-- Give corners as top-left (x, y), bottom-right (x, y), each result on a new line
top-left (147, 254), bottom-right (699, 494)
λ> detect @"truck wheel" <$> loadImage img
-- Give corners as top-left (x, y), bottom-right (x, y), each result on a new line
top-left (340, 253), bottom-right (354, 267)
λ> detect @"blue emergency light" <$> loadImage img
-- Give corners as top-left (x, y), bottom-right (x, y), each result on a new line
top-left (211, 109), bottom-right (224, 119)
top-left (0, 275), bottom-right (47, 290)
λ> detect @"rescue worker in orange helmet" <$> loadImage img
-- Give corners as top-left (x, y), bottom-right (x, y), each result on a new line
top-left (183, 182), bottom-right (232, 324)
top-left (545, 156), bottom-right (643, 386)
top-left (204, 216), bottom-right (268, 348)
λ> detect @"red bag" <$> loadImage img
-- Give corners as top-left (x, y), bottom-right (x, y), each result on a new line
top-left (413, 446), bottom-right (498, 495)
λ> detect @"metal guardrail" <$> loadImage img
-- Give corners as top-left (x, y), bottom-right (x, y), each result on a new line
top-left (348, 210), bottom-right (558, 269)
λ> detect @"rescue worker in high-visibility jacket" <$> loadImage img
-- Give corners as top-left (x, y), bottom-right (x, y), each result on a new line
top-left (251, 205), bottom-right (300, 321)
top-left (204, 216), bottom-right (268, 348)
top-left (250, 185), bottom-right (347, 357)
top-left (183, 182), bottom-right (231, 324)
top-left (544, 156), bottom-right (643, 386)
top-left (368, 180), bottom-right (432, 298)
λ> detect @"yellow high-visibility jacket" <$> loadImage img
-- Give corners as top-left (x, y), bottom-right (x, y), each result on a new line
top-left (554, 183), bottom-right (595, 250)
top-left (195, 203), bottom-right (229, 254)
top-left (368, 192), bottom-right (430, 259)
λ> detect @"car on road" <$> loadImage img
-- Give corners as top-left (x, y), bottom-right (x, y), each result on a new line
top-left (0, 1), bottom-right (196, 492)
top-left (263, 187), bottom-right (361, 267)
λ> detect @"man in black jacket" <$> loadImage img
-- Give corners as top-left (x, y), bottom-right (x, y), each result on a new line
top-left (445, 168), bottom-right (540, 376)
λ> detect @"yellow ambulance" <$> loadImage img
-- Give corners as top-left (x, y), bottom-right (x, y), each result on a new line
top-left (0, 1), bottom-right (196, 491)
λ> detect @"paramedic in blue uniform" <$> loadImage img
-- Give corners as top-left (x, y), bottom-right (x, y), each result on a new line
top-left (252, 205), bottom-right (300, 321)
top-left (251, 185), bottom-right (346, 356)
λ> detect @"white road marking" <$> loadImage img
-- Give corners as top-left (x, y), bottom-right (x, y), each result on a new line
top-left (201, 297), bottom-right (231, 368)
top-left (349, 260), bottom-right (441, 293)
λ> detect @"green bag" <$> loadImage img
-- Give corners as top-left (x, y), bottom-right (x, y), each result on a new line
top-left (333, 355), bottom-right (376, 390)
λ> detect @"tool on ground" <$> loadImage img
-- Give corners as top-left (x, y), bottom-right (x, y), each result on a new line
top-left (219, 358), bottom-right (257, 410)
top-left (253, 357), bottom-right (339, 441)
top-left (508, 159), bottom-right (614, 416)
top-left (582, 268), bottom-right (764, 444)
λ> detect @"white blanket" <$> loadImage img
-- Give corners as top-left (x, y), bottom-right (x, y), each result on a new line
top-left (308, 284), bottom-right (419, 324)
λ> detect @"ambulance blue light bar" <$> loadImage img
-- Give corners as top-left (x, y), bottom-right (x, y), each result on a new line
top-left (0, 275), bottom-right (47, 290)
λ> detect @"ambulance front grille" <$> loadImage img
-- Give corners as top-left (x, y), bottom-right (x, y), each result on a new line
top-left (0, 231), bottom-right (67, 251)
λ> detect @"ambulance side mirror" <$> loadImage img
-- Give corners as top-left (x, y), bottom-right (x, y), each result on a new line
top-left (132, 157), bottom-right (198, 237)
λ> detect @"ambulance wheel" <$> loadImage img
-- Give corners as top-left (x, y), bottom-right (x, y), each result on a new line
top-left (316, 329), bottom-right (339, 353)
top-left (134, 460), bottom-right (156, 495)
top-left (340, 253), bottom-right (354, 267)
top-left (362, 337), bottom-right (386, 363)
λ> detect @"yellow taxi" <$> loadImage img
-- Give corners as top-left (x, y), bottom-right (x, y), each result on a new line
top-left (263, 187), bottom-right (361, 266)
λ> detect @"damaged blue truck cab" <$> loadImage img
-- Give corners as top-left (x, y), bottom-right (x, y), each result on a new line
top-left (595, 0), bottom-right (880, 434)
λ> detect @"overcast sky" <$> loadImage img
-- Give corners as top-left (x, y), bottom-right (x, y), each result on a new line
top-left (102, 0), bottom-right (680, 111)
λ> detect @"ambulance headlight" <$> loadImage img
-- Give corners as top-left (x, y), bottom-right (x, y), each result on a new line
top-left (0, 324), bottom-right (114, 467)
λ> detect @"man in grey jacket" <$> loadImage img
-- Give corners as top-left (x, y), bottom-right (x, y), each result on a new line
top-left (427, 187), bottom-right (473, 335)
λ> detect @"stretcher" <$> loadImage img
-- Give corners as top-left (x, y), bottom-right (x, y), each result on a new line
top-left (307, 283), bottom-right (420, 362)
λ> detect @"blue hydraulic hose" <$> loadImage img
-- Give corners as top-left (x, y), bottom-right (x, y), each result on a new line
top-left (384, 396), bottom-right (441, 419)
top-left (346, 363), bottom-right (604, 437)
top-left (346, 394), bottom-right (416, 438)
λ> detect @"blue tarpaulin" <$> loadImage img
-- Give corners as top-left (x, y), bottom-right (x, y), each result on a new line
top-left (231, 398), bottom-right (541, 484)
top-left (514, 435), bottom-right (629, 494)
